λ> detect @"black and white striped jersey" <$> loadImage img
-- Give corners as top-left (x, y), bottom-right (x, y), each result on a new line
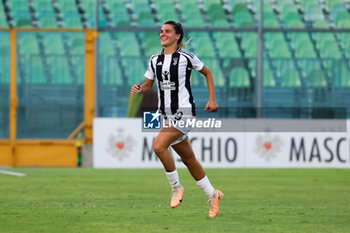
top-left (144, 48), bottom-right (204, 117)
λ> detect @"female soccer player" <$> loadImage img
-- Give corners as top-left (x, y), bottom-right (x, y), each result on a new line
top-left (131, 21), bottom-right (223, 217)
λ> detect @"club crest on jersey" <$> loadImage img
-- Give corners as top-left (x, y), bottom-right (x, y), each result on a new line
top-left (172, 57), bottom-right (178, 65)
top-left (160, 71), bottom-right (176, 90)
top-left (162, 71), bottom-right (170, 80)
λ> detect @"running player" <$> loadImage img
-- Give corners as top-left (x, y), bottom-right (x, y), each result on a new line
top-left (131, 21), bottom-right (223, 217)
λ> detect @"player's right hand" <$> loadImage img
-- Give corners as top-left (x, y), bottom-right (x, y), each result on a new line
top-left (131, 84), bottom-right (141, 95)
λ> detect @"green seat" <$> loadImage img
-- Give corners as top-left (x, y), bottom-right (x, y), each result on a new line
top-left (207, 4), bottom-right (229, 27)
top-left (117, 32), bottom-right (140, 56)
top-left (30, 57), bottom-right (47, 84)
top-left (234, 11), bottom-right (254, 27)
top-left (280, 68), bottom-right (302, 88)
top-left (0, 56), bottom-right (10, 84)
top-left (51, 60), bottom-right (72, 84)
top-left (43, 34), bottom-right (65, 54)
top-left (240, 33), bottom-right (257, 57)
top-left (40, 17), bottom-right (57, 28)
top-left (137, 12), bottom-right (155, 27)
top-left (281, 3), bottom-right (300, 20)
top-left (263, 63), bottom-right (276, 88)
top-left (305, 69), bottom-right (327, 88)
top-left (68, 34), bottom-right (84, 55)
top-left (330, 3), bottom-right (348, 22)
top-left (19, 34), bottom-right (39, 54)
top-left (297, 58), bottom-right (321, 78)
top-left (294, 42), bottom-right (316, 58)
top-left (305, 3), bottom-right (324, 22)
top-left (182, 4), bottom-right (205, 27)
top-left (99, 33), bottom-right (115, 56)
top-left (111, 5), bottom-right (131, 27)
top-left (64, 15), bottom-right (82, 28)
top-left (232, 2), bottom-right (249, 15)
top-left (80, 0), bottom-right (96, 27)
top-left (313, 20), bottom-right (330, 28)
top-left (157, 2), bottom-right (179, 22)
top-left (213, 32), bottom-right (241, 57)
top-left (0, 2), bottom-right (8, 27)
top-left (335, 62), bottom-right (350, 87)
top-left (189, 32), bottom-right (215, 57)
top-left (336, 19), bottom-right (350, 28)
top-left (338, 33), bottom-right (350, 58)
top-left (103, 59), bottom-right (123, 86)
top-left (229, 67), bottom-right (250, 88)
top-left (122, 58), bottom-right (145, 86)
top-left (201, 59), bottom-right (224, 87)
top-left (319, 43), bottom-right (342, 59)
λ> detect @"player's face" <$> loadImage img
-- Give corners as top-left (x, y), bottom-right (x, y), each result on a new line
top-left (160, 24), bottom-right (180, 47)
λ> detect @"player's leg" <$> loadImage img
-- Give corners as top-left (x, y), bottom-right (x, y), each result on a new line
top-left (171, 137), bottom-right (205, 180)
top-left (153, 127), bottom-right (185, 208)
top-left (171, 137), bottom-right (223, 217)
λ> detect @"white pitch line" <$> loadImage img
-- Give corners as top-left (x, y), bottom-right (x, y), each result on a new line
top-left (0, 170), bottom-right (27, 177)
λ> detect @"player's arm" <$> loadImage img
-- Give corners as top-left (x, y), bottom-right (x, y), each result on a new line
top-left (131, 78), bottom-right (154, 95)
top-left (199, 65), bottom-right (218, 112)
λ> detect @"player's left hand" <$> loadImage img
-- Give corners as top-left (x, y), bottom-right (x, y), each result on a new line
top-left (204, 100), bottom-right (218, 112)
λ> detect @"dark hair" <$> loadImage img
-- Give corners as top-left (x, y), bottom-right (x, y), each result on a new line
top-left (164, 20), bottom-right (184, 46)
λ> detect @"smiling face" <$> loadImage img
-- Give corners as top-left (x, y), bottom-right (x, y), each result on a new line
top-left (160, 24), bottom-right (180, 48)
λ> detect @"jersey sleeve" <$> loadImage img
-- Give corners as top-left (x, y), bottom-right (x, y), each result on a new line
top-left (191, 54), bottom-right (204, 71)
top-left (144, 57), bottom-right (155, 80)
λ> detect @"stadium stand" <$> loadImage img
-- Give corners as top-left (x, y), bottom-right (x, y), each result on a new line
top-left (0, 0), bottom-right (349, 122)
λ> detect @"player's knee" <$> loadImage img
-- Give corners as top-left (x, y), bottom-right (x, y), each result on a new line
top-left (153, 142), bottom-right (166, 155)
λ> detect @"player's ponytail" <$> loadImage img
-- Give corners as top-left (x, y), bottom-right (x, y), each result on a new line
top-left (164, 20), bottom-right (192, 48)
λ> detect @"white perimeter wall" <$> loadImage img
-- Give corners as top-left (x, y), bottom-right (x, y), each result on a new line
top-left (93, 118), bottom-right (350, 168)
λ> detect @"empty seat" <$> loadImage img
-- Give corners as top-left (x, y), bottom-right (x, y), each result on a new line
top-left (240, 33), bottom-right (257, 57)
top-left (153, 0), bottom-right (180, 23)
top-left (334, 61), bottom-right (350, 87)
top-left (205, 3), bottom-right (230, 28)
top-left (304, 3), bottom-right (325, 22)
top-left (58, 1), bottom-right (82, 28)
top-left (103, 1), bottom-right (131, 27)
top-left (0, 2), bottom-right (8, 27)
top-left (188, 32), bottom-right (216, 57)
top-left (201, 58), bottom-right (225, 87)
top-left (43, 34), bottom-right (65, 55)
top-left (79, 0), bottom-right (96, 27)
top-left (229, 67), bottom-right (250, 88)
top-left (18, 34), bottom-right (39, 55)
top-left (179, 1), bottom-right (206, 28)
top-left (116, 32), bottom-right (141, 56)
top-left (7, 0), bottom-right (31, 27)
top-left (32, 1), bottom-right (57, 28)
top-left (213, 32), bottom-right (241, 57)
top-left (280, 68), bottom-right (302, 88)
top-left (263, 63), bottom-right (276, 88)
top-left (305, 69), bottom-right (327, 88)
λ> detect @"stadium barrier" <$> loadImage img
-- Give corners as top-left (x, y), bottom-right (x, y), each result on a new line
top-left (0, 28), bottom-right (98, 167)
top-left (93, 118), bottom-right (350, 169)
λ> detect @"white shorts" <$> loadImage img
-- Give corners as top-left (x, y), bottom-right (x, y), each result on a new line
top-left (162, 113), bottom-right (195, 146)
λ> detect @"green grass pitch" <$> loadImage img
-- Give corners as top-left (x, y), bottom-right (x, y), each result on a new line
top-left (0, 168), bottom-right (349, 233)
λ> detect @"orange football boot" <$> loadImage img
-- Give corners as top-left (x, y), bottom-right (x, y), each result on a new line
top-left (208, 190), bottom-right (223, 217)
top-left (170, 185), bottom-right (184, 208)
